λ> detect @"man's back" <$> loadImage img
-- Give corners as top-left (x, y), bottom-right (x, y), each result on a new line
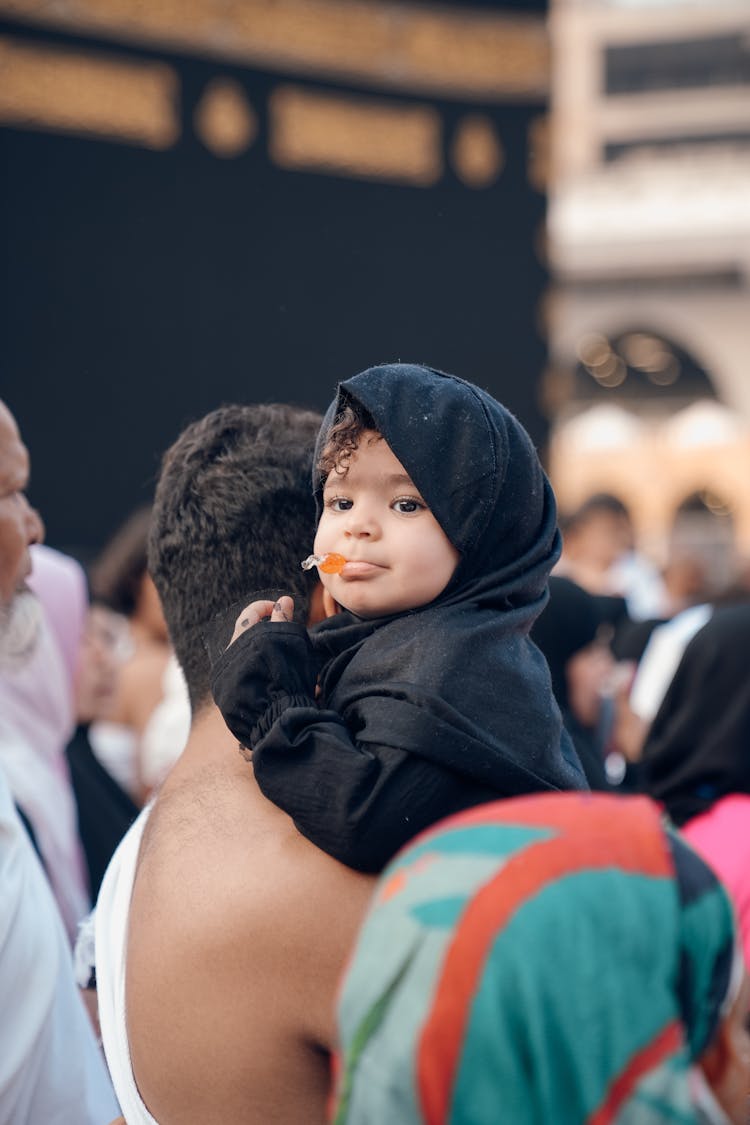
top-left (125, 710), bottom-right (375, 1124)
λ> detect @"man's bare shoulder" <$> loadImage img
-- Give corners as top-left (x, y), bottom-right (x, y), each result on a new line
top-left (136, 747), bottom-right (372, 915)
top-left (126, 732), bottom-right (375, 1122)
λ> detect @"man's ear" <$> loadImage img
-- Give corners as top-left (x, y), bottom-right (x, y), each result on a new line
top-left (306, 582), bottom-right (340, 626)
top-left (306, 582), bottom-right (341, 626)
top-left (306, 582), bottom-right (326, 626)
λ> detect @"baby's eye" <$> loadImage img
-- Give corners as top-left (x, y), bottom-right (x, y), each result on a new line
top-left (392, 497), bottom-right (425, 514)
top-left (327, 496), bottom-right (353, 512)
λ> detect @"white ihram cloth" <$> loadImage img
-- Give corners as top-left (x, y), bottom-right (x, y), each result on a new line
top-left (629, 603), bottom-right (713, 724)
top-left (95, 805), bottom-right (159, 1124)
top-left (0, 741), bottom-right (118, 1123)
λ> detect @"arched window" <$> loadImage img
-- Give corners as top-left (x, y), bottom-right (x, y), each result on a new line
top-left (572, 329), bottom-right (716, 403)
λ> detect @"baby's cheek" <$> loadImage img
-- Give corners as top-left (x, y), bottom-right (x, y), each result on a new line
top-left (312, 524), bottom-right (327, 556)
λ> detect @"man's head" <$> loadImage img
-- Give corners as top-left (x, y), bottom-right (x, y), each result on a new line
top-left (0, 399), bottom-right (44, 668)
top-left (148, 403), bottom-right (322, 715)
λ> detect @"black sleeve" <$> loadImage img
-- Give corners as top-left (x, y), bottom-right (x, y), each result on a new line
top-left (252, 712), bottom-right (499, 872)
top-left (210, 623), bottom-right (496, 872)
top-left (210, 620), bottom-right (320, 749)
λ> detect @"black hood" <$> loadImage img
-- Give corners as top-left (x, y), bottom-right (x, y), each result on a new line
top-left (311, 363), bottom-right (586, 797)
top-left (642, 603), bottom-right (750, 825)
top-left (313, 362), bottom-right (560, 613)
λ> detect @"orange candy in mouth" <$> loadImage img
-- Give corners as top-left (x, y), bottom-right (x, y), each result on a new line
top-left (300, 552), bottom-right (347, 575)
top-left (319, 553), bottom-right (347, 574)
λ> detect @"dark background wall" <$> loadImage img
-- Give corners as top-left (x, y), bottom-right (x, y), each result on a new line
top-left (0, 2), bottom-right (548, 562)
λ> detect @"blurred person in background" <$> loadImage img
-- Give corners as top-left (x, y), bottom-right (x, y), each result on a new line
top-left (640, 604), bottom-right (750, 968)
top-left (89, 505), bottom-right (172, 803)
top-left (0, 416), bottom-right (91, 941)
top-left (531, 575), bottom-right (616, 789)
top-left (558, 492), bottom-right (668, 623)
top-left (137, 651), bottom-right (191, 794)
top-left (334, 792), bottom-right (750, 1125)
top-left (609, 570), bottom-right (750, 780)
top-left (66, 604), bottom-right (139, 899)
top-left (0, 397), bottom-right (119, 1122)
top-left (662, 552), bottom-right (713, 617)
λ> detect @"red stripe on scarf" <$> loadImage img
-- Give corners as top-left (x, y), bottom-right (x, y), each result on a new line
top-left (587, 1021), bottom-right (683, 1125)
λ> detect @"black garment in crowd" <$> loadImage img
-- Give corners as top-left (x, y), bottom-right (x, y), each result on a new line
top-left (531, 575), bottom-right (610, 789)
top-left (15, 803), bottom-right (43, 862)
top-left (66, 724), bottom-right (140, 898)
top-left (640, 603), bottom-right (750, 826)
top-left (211, 364), bottom-right (587, 872)
top-left (611, 616), bottom-right (668, 664)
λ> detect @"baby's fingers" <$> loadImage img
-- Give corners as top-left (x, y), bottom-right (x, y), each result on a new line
top-left (230, 599), bottom-right (276, 644)
top-left (271, 595), bottom-right (294, 622)
top-left (228, 596), bottom-right (294, 645)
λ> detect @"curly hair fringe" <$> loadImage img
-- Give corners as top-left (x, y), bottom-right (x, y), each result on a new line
top-left (317, 398), bottom-right (379, 481)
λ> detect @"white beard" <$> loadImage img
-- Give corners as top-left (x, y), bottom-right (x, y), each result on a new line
top-left (0, 589), bottom-right (43, 672)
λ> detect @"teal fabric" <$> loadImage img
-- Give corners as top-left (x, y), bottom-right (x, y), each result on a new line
top-left (334, 794), bottom-right (736, 1125)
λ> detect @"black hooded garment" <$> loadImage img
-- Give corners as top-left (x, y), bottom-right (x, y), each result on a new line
top-left (530, 576), bottom-right (610, 789)
top-left (211, 364), bottom-right (587, 871)
top-left (641, 603), bottom-right (750, 826)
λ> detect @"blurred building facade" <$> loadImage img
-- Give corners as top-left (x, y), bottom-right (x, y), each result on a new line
top-left (547, 0), bottom-right (750, 582)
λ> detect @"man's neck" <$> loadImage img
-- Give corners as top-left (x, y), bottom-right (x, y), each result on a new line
top-left (166, 702), bottom-right (249, 787)
top-left (186, 702), bottom-right (235, 749)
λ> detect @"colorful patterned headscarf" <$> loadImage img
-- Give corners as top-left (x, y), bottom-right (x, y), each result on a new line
top-left (333, 793), bottom-right (736, 1125)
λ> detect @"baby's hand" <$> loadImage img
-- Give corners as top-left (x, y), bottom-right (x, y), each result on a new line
top-left (229, 595), bottom-right (294, 645)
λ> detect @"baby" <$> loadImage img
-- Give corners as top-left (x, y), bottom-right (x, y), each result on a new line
top-left (211, 364), bottom-right (587, 871)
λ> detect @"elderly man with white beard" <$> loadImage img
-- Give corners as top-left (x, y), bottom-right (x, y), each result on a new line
top-left (0, 398), bottom-right (119, 1122)
top-left (0, 447), bottom-right (91, 939)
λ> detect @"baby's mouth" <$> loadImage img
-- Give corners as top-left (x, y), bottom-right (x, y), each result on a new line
top-left (339, 560), bottom-right (383, 579)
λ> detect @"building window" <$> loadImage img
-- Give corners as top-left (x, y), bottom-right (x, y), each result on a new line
top-left (605, 35), bottom-right (750, 95)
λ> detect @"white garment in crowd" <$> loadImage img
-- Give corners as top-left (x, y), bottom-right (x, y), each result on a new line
top-left (139, 655), bottom-right (190, 792)
top-left (0, 740), bottom-right (118, 1123)
top-left (89, 721), bottom-right (140, 799)
top-left (608, 550), bottom-right (669, 622)
top-left (629, 603), bottom-right (713, 724)
top-left (90, 653), bottom-right (189, 800)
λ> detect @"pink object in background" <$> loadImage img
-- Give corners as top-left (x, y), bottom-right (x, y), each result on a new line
top-left (0, 544), bottom-right (90, 939)
top-left (28, 543), bottom-right (87, 693)
top-left (682, 794), bottom-right (750, 971)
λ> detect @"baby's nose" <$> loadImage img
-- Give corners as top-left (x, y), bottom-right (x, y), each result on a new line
top-left (344, 510), bottom-right (379, 538)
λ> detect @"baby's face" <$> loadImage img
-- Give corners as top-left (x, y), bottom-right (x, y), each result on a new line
top-left (314, 431), bottom-right (460, 619)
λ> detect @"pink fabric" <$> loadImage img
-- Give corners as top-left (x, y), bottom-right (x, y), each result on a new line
top-left (27, 543), bottom-right (87, 695)
top-left (682, 795), bottom-right (750, 970)
top-left (0, 545), bottom-right (90, 939)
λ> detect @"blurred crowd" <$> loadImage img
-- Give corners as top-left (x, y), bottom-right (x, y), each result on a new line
top-left (1, 384), bottom-right (748, 1125)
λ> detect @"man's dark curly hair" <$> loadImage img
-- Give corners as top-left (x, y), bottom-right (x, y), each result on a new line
top-left (148, 403), bottom-right (321, 714)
